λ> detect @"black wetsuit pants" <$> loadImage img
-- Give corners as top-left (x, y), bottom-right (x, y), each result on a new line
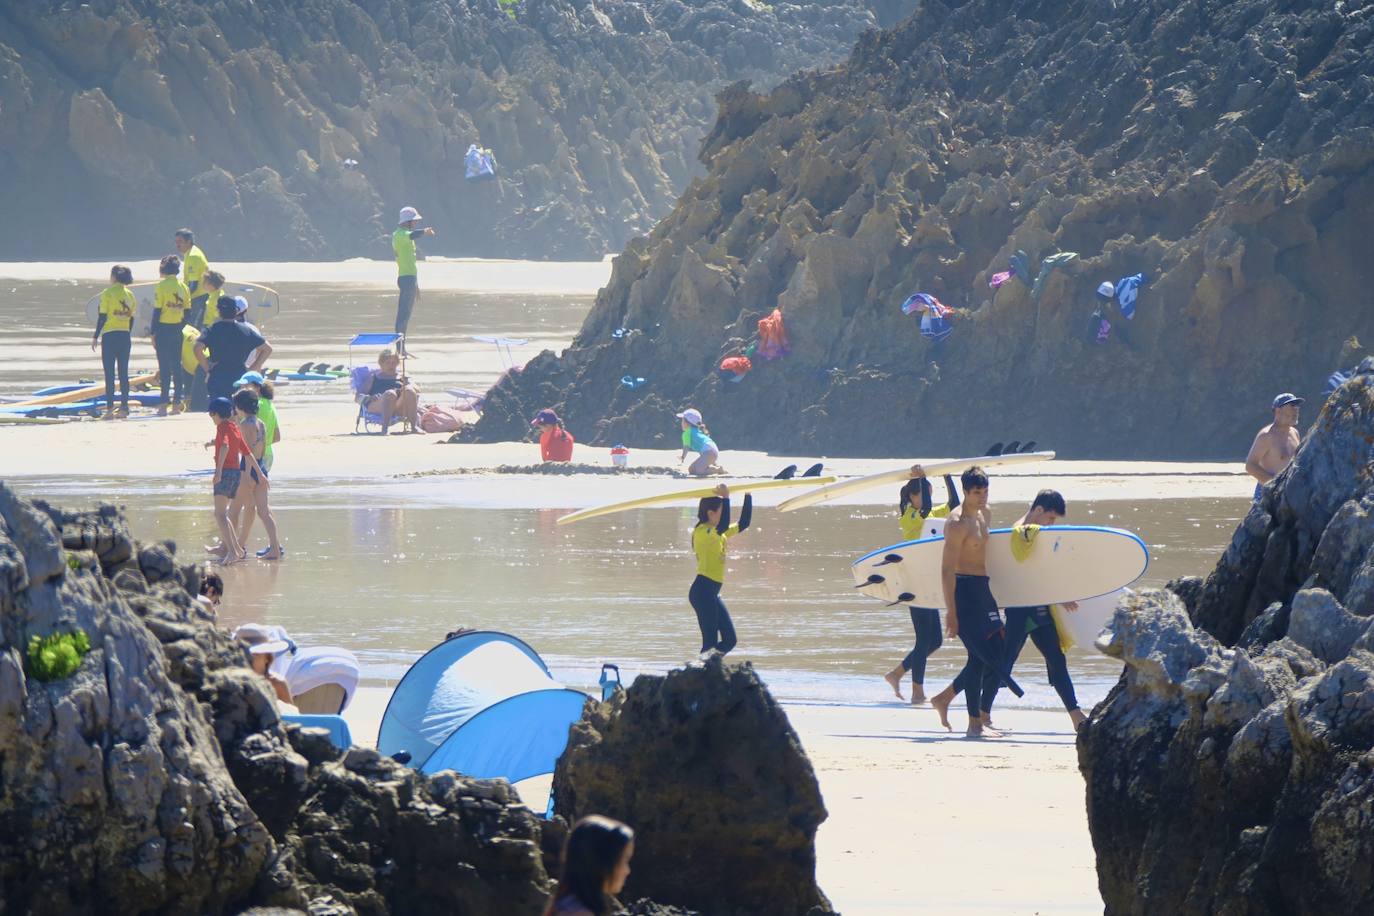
top-left (952, 575), bottom-right (1006, 718)
top-left (396, 275), bottom-right (418, 343)
top-left (101, 330), bottom-right (131, 409)
top-left (689, 574), bottom-right (737, 655)
top-left (901, 606), bottom-right (942, 684)
top-left (985, 606), bottom-right (1080, 712)
top-left (187, 291), bottom-right (210, 411)
top-left (154, 322), bottom-right (186, 404)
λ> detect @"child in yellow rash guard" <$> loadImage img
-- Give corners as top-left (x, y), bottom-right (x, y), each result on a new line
top-left (91, 264), bottom-right (137, 419)
top-left (688, 484), bottom-right (753, 657)
top-left (152, 254), bottom-right (191, 414)
top-left (883, 467), bottom-right (960, 704)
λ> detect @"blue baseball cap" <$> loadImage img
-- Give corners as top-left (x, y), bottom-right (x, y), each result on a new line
top-left (1272, 393), bottom-right (1304, 409)
top-left (207, 397), bottom-right (234, 417)
top-left (235, 371), bottom-right (265, 388)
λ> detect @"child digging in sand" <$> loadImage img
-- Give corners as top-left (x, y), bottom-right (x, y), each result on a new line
top-left (207, 397), bottom-right (268, 565)
top-left (882, 466), bottom-right (960, 704)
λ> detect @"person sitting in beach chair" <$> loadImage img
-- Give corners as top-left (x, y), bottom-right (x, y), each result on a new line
top-left (351, 348), bottom-right (422, 434)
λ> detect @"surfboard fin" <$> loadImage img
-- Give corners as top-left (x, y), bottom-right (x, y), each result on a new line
top-left (802, 462), bottom-right (824, 477)
top-left (297, 361), bottom-right (314, 373)
top-left (774, 464), bottom-right (798, 480)
top-left (1004, 440), bottom-right (1021, 454)
top-left (1020, 440), bottom-right (1037, 453)
top-left (886, 592), bottom-right (916, 606)
top-left (872, 554), bottom-right (904, 568)
top-left (985, 442), bottom-right (1004, 456)
top-left (855, 574), bottom-right (886, 588)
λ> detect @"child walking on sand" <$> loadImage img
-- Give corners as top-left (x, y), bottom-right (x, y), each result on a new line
top-left (207, 397), bottom-right (267, 565)
top-left (231, 388), bottom-right (283, 560)
top-left (689, 483), bottom-right (752, 658)
top-left (677, 408), bottom-right (724, 476)
top-left (882, 466), bottom-right (960, 704)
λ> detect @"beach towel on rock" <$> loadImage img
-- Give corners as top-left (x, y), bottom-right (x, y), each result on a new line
top-left (1115, 273), bottom-right (1146, 320)
top-left (901, 293), bottom-right (954, 343)
top-left (989, 270), bottom-right (1013, 289)
top-left (757, 308), bottom-right (790, 360)
top-left (1010, 250), bottom-right (1032, 285)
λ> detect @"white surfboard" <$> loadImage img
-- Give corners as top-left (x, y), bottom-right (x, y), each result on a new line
top-left (1054, 589), bottom-right (1126, 649)
top-left (556, 476), bottom-right (837, 525)
top-left (778, 451), bottom-right (1055, 512)
top-left (85, 280), bottom-right (280, 336)
top-left (851, 526), bottom-right (1148, 608)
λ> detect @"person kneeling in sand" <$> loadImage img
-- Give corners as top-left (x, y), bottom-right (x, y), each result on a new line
top-left (532, 408), bottom-right (575, 462)
top-left (677, 408), bottom-right (725, 476)
top-left (232, 624), bottom-right (360, 713)
top-left (362, 348), bottom-right (422, 433)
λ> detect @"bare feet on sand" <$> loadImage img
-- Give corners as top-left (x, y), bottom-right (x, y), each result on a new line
top-left (883, 666), bottom-right (906, 700)
top-left (910, 688), bottom-right (927, 706)
top-left (931, 688), bottom-right (954, 731)
top-left (965, 720), bottom-right (1004, 739)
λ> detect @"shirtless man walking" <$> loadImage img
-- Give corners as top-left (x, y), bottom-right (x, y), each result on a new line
top-left (934, 466), bottom-right (1012, 738)
top-left (1246, 393), bottom-right (1302, 499)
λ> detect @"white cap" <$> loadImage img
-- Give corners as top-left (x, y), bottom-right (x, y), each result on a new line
top-left (231, 623), bottom-right (292, 656)
top-left (398, 206), bottom-right (421, 224)
top-left (676, 408), bottom-right (703, 426)
top-left (1097, 281), bottom-right (1116, 298)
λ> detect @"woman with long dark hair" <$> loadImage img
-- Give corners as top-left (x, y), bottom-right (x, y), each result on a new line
top-left (689, 483), bottom-right (753, 658)
top-left (544, 815), bottom-right (635, 916)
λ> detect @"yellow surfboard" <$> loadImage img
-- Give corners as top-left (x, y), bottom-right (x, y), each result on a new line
top-left (556, 476), bottom-right (838, 525)
top-left (776, 451), bottom-right (1055, 512)
top-left (4, 372), bottom-right (161, 408)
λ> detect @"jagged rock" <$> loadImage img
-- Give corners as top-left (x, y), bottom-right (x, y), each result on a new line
top-left (1082, 373), bottom-right (1374, 914)
top-left (468, 0), bottom-right (1374, 457)
top-left (0, 0), bottom-right (916, 260)
top-left (552, 656), bottom-right (833, 916)
top-left (0, 484), bottom-right (558, 915)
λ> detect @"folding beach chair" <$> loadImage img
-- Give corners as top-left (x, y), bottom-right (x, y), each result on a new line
top-left (348, 332), bottom-right (406, 434)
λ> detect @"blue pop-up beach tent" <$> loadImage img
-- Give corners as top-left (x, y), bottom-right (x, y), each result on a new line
top-left (376, 631), bottom-right (588, 782)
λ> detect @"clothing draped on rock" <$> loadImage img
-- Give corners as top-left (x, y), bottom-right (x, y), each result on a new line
top-left (989, 270), bottom-right (1013, 289)
top-left (756, 308), bottom-right (790, 360)
top-left (464, 144), bottom-right (498, 181)
top-left (1030, 251), bottom-right (1078, 301)
top-left (719, 355), bottom-right (752, 381)
top-left (1010, 249), bottom-right (1032, 285)
top-left (1114, 273), bottom-right (1146, 320)
top-left (900, 292), bottom-right (954, 342)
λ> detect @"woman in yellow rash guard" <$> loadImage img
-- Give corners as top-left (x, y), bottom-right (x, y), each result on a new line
top-left (689, 484), bottom-right (753, 658)
top-left (90, 264), bottom-right (137, 419)
top-left (882, 467), bottom-right (960, 703)
top-left (152, 254), bottom-right (191, 414)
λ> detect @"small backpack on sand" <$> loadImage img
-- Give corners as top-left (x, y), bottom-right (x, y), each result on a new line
top-left (419, 405), bottom-right (465, 433)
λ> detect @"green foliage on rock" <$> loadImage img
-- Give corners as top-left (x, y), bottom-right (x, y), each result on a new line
top-left (26, 629), bottom-right (92, 682)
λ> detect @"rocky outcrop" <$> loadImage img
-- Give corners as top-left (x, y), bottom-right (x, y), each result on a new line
top-left (468, 0), bottom-right (1374, 457)
top-left (0, 484), bottom-right (554, 915)
top-left (552, 655), bottom-right (834, 916)
top-left (1080, 373), bottom-right (1374, 914)
top-left (0, 0), bottom-right (913, 260)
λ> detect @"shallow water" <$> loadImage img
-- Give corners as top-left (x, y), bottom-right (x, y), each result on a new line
top-left (11, 474), bottom-right (1248, 717)
top-left (2, 260), bottom-right (1247, 724)
top-left (0, 259), bottom-right (606, 404)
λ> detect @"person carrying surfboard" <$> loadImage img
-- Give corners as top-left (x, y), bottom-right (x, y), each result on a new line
top-left (690, 483), bottom-right (752, 658)
top-left (883, 466), bottom-right (960, 704)
top-left (934, 490), bottom-right (1085, 732)
top-left (936, 466), bottom-right (1010, 739)
top-left (677, 408), bottom-right (724, 476)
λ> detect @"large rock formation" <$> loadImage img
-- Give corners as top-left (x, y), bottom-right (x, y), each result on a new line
top-left (0, 484), bottom-right (553, 915)
top-left (468, 0), bottom-right (1374, 458)
top-left (552, 656), bottom-right (834, 916)
top-left (0, 0), bottom-right (912, 260)
top-left (1080, 373), bottom-right (1374, 914)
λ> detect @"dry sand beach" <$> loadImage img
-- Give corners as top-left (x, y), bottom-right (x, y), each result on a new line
top-left (1, 262), bottom-right (1257, 914)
